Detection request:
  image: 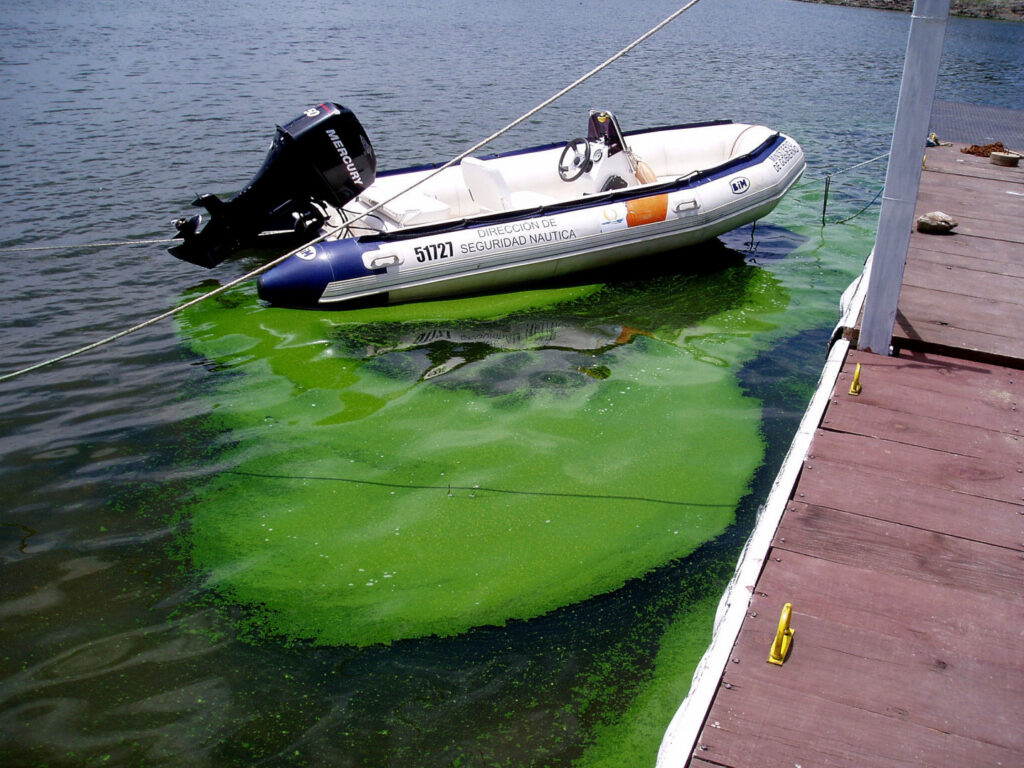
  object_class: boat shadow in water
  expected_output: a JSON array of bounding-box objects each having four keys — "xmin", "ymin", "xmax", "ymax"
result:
[
  {"xmin": 325, "ymin": 224, "xmax": 803, "ymax": 391},
  {"xmin": 335, "ymin": 243, "xmax": 747, "ymax": 386}
]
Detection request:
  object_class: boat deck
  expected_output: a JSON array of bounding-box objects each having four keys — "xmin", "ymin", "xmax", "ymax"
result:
[{"xmin": 673, "ymin": 124, "xmax": 1024, "ymax": 765}]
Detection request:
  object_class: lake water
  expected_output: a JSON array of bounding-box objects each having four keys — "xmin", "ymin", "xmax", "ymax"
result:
[{"xmin": 1, "ymin": 1, "xmax": 1021, "ymax": 765}]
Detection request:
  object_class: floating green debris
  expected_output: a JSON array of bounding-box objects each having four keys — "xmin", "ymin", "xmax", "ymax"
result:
[{"xmin": 175, "ymin": 254, "xmax": 787, "ymax": 647}]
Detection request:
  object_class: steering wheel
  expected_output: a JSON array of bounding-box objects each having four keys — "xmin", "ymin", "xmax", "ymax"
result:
[{"xmin": 558, "ymin": 138, "xmax": 592, "ymax": 182}]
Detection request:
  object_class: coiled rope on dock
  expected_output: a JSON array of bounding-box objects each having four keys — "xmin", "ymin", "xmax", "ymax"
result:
[{"xmin": 0, "ymin": 0, "xmax": 704, "ymax": 383}]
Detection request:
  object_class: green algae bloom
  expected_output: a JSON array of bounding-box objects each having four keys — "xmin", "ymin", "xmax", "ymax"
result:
[{"xmin": 176, "ymin": 256, "xmax": 786, "ymax": 647}]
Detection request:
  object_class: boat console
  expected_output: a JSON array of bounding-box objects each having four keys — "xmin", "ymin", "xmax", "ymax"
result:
[{"xmin": 558, "ymin": 110, "xmax": 653, "ymax": 192}]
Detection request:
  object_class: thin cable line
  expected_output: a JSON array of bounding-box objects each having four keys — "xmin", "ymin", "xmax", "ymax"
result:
[{"xmin": 226, "ymin": 468, "xmax": 733, "ymax": 509}]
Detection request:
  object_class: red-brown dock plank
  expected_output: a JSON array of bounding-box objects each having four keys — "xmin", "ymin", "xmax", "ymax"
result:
[
  {"xmin": 820, "ymin": 401, "xmax": 1018, "ymax": 458},
  {"xmin": 698, "ymin": 672, "xmax": 1021, "ymax": 768},
  {"xmin": 892, "ymin": 143, "xmax": 1024, "ymax": 363},
  {"xmin": 776, "ymin": 499, "xmax": 1021, "ymax": 598},
  {"xmin": 907, "ymin": 240, "xmax": 1024, "ymax": 272},
  {"xmin": 894, "ymin": 288, "xmax": 1024, "ymax": 363},
  {"xmin": 827, "ymin": 362, "xmax": 1021, "ymax": 436},
  {"xmin": 697, "ymin": 549, "xmax": 1024, "ymax": 766},
  {"xmin": 922, "ymin": 147, "xmax": 1024, "ymax": 185},
  {"xmin": 686, "ymin": 362, "xmax": 1023, "ymax": 766},
  {"xmin": 916, "ymin": 192, "xmax": 1023, "ymax": 229},
  {"xmin": 807, "ymin": 428, "xmax": 1022, "ymax": 505},
  {"xmin": 753, "ymin": 551, "xmax": 1024, "ymax": 674},
  {"xmin": 903, "ymin": 259, "xmax": 1024, "ymax": 304},
  {"xmin": 794, "ymin": 456, "xmax": 1020, "ymax": 548},
  {"xmin": 831, "ymin": 349, "xmax": 1024, "ymax": 396},
  {"xmin": 726, "ymin": 610, "xmax": 1023, "ymax": 750},
  {"xmin": 909, "ymin": 212, "xmax": 1024, "ymax": 245}
]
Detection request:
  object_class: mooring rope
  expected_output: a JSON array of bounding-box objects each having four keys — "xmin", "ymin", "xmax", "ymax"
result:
[
  {"xmin": 1, "ymin": 0, "xmax": 703, "ymax": 383},
  {"xmin": 799, "ymin": 150, "xmax": 890, "ymax": 184},
  {"xmin": 826, "ymin": 150, "xmax": 891, "ymax": 179},
  {"xmin": 815, "ymin": 150, "xmax": 890, "ymax": 225},
  {"xmin": 0, "ymin": 238, "xmax": 179, "ymax": 253},
  {"xmin": 829, "ymin": 185, "xmax": 884, "ymax": 225}
]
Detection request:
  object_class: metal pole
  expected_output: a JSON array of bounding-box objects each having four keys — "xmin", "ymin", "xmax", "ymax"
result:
[{"xmin": 858, "ymin": 0, "xmax": 950, "ymax": 354}]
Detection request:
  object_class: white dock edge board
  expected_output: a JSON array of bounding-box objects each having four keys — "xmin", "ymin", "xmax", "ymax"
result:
[{"xmin": 655, "ymin": 257, "xmax": 870, "ymax": 766}]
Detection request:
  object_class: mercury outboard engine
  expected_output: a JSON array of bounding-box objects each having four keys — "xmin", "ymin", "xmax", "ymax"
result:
[{"xmin": 170, "ymin": 102, "xmax": 376, "ymax": 268}]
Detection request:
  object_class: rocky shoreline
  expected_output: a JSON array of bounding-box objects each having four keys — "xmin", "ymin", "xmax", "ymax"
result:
[{"xmin": 791, "ymin": 0, "xmax": 1024, "ymax": 22}]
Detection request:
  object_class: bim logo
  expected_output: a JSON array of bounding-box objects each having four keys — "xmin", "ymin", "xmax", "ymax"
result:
[{"xmin": 730, "ymin": 177, "xmax": 750, "ymax": 195}]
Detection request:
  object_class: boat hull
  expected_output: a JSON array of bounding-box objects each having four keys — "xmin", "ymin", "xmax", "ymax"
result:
[
  {"xmin": 381, "ymin": 194, "xmax": 785, "ymax": 305},
  {"xmin": 257, "ymin": 128, "xmax": 805, "ymax": 308}
]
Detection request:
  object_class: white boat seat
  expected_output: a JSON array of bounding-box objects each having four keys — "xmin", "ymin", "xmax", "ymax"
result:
[
  {"xmin": 461, "ymin": 157, "xmax": 554, "ymax": 212},
  {"xmin": 360, "ymin": 183, "xmax": 451, "ymax": 227}
]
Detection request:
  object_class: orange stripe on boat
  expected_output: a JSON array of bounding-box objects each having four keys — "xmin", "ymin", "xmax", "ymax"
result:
[{"xmin": 626, "ymin": 194, "xmax": 669, "ymax": 227}]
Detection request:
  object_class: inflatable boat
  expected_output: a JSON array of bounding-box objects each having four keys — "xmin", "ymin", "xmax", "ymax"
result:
[{"xmin": 170, "ymin": 103, "xmax": 805, "ymax": 308}]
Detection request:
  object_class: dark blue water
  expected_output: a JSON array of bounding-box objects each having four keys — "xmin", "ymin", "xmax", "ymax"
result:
[{"xmin": 1, "ymin": 1, "xmax": 1021, "ymax": 765}]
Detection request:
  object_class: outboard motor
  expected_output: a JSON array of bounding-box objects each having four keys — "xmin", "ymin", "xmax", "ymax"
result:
[{"xmin": 170, "ymin": 102, "xmax": 376, "ymax": 268}]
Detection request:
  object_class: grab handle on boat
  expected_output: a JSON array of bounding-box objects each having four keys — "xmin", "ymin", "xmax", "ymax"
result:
[
  {"xmin": 674, "ymin": 198, "xmax": 699, "ymax": 213},
  {"xmin": 366, "ymin": 251, "xmax": 403, "ymax": 269}
]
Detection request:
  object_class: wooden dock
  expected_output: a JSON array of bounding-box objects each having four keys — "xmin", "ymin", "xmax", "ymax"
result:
[
  {"xmin": 676, "ymin": 142, "xmax": 1024, "ymax": 766},
  {"xmin": 891, "ymin": 144, "xmax": 1024, "ymax": 364}
]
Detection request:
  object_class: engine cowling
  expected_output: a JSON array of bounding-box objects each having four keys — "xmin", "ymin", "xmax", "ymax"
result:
[{"xmin": 170, "ymin": 102, "xmax": 376, "ymax": 268}]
